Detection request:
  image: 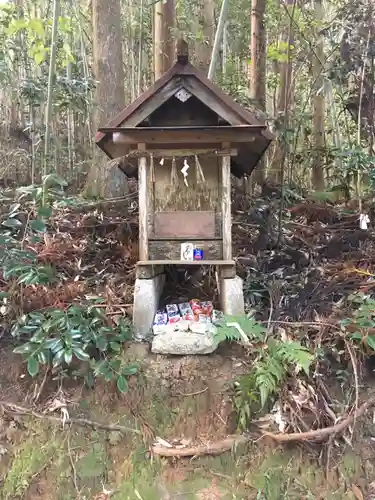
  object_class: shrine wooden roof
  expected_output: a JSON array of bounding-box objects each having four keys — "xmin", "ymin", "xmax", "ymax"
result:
[{"xmin": 95, "ymin": 40, "xmax": 274, "ymax": 178}]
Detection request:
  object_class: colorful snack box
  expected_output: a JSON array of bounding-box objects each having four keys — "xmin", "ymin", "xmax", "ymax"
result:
[
  {"xmin": 190, "ymin": 299, "xmax": 201, "ymax": 311},
  {"xmin": 197, "ymin": 313, "xmax": 210, "ymax": 323},
  {"xmin": 166, "ymin": 304, "xmax": 181, "ymax": 324},
  {"xmin": 201, "ymin": 301, "xmax": 213, "ymax": 317},
  {"xmin": 193, "ymin": 248, "xmax": 204, "ymax": 260},
  {"xmin": 178, "ymin": 302, "xmax": 194, "ymax": 321},
  {"xmin": 153, "ymin": 311, "xmax": 168, "ymax": 335},
  {"xmin": 166, "ymin": 304, "xmax": 178, "ymax": 315},
  {"xmin": 190, "ymin": 299, "xmax": 202, "ymax": 319},
  {"xmin": 153, "ymin": 311, "xmax": 168, "ymax": 325}
]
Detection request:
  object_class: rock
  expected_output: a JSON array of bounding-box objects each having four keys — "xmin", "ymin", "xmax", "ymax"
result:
[
  {"xmin": 151, "ymin": 330, "xmax": 218, "ymax": 355},
  {"xmin": 0, "ymin": 444, "xmax": 8, "ymax": 459},
  {"xmin": 175, "ymin": 319, "xmax": 192, "ymax": 332},
  {"xmin": 190, "ymin": 322, "xmax": 216, "ymax": 335}
]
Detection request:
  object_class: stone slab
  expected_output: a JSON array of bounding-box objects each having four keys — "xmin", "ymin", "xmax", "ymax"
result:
[
  {"xmin": 151, "ymin": 329, "xmax": 218, "ymax": 355},
  {"xmin": 133, "ymin": 273, "xmax": 165, "ymax": 341},
  {"xmin": 219, "ymin": 275, "xmax": 245, "ymax": 316}
]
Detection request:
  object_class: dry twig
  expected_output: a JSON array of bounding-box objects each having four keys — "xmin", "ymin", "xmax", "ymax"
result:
[
  {"xmin": 152, "ymin": 396, "xmax": 375, "ymax": 457},
  {"xmin": 0, "ymin": 401, "xmax": 140, "ymax": 435},
  {"xmin": 67, "ymin": 431, "xmax": 80, "ymax": 498},
  {"xmin": 263, "ymin": 396, "xmax": 375, "ymax": 442},
  {"xmin": 152, "ymin": 435, "xmax": 248, "ymax": 457}
]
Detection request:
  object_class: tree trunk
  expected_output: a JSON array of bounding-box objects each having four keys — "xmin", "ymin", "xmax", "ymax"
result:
[
  {"xmin": 195, "ymin": 0, "xmax": 215, "ymax": 73},
  {"xmin": 269, "ymin": 0, "xmax": 295, "ymax": 184},
  {"xmin": 84, "ymin": 0, "xmax": 128, "ymax": 199},
  {"xmin": 311, "ymin": 0, "xmax": 325, "ymax": 190},
  {"xmin": 154, "ymin": 0, "xmax": 176, "ymax": 81},
  {"xmin": 249, "ymin": 0, "xmax": 267, "ymax": 186},
  {"xmin": 44, "ymin": 0, "xmax": 60, "ymax": 176}
]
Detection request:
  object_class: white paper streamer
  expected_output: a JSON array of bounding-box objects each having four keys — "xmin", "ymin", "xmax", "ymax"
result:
[
  {"xmin": 359, "ymin": 213, "xmax": 370, "ymax": 230},
  {"xmin": 181, "ymin": 158, "xmax": 190, "ymax": 186}
]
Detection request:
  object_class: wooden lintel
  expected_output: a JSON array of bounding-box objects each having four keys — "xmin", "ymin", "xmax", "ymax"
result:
[
  {"xmin": 137, "ymin": 260, "xmax": 235, "ymax": 266},
  {"xmin": 123, "ymin": 148, "xmax": 238, "ymax": 158},
  {"xmin": 111, "ymin": 128, "xmax": 260, "ymax": 145}
]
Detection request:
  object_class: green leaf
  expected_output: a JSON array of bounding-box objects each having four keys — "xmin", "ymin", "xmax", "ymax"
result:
[
  {"xmin": 122, "ymin": 364, "xmax": 138, "ymax": 376},
  {"xmin": 28, "ymin": 312, "xmax": 45, "ymax": 322},
  {"xmin": 30, "ymin": 219, "xmax": 46, "ymax": 232},
  {"xmin": 116, "ymin": 375, "xmax": 128, "ymax": 393},
  {"xmin": 18, "ymin": 324, "xmax": 39, "ymax": 334},
  {"xmin": 64, "ymin": 350, "xmax": 73, "ymax": 365},
  {"xmin": 37, "ymin": 205, "xmax": 53, "ymax": 218},
  {"xmin": 18, "ymin": 271, "xmax": 37, "ymax": 285},
  {"xmin": 37, "ymin": 350, "xmax": 48, "ymax": 364},
  {"xmin": 28, "ymin": 18, "xmax": 45, "ymax": 36},
  {"xmin": 110, "ymin": 358, "xmax": 122, "ymax": 372},
  {"xmin": 53, "ymin": 349, "xmax": 64, "ymax": 367},
  {"xmin": 27, "ymin": 356, "xmax": 40, "ymax": 377},
  {"xmin": 13, "ymin": 343, "xmax": 34, "ymax": 354},
  {"xmin": 84, "ymin": 371, "xmax": 95, "ymax": 388},
  {"xmin": 2, "ymin": 218, "xmax": 23, "ymax": 228},
  {"xmin": 104, "ymin": 371, "xmax": 114, "ymax": 382},
  {"xmin": 67, "ymin": 306, "xmax": 84, "ymax": 317},
  {"xmin": 44, "ymin": 338, "xmax": 63, "ymax": 351},
  {"xmin": 93, "ymin": 360, "xmax": 109, "ymax": 377},
  {"xmin": 72, "ymin": 347, "xmax": 90, "ymax": 361},
  {"xmin": 42, "ymin": 173, "xmax": 68, "ymax": 188},
  {"xmin": 366, "ymin": 336, "xmax": 375, "ymax": 351},
  {"xmin": 96, "ymin": 336, "xmax": 107, "ymax": 351},
  {"xmin": 109, "ymin": 342, "xmax": 121, "ymax": 352}
]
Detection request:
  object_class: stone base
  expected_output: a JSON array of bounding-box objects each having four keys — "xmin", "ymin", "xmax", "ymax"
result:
[
  {"xmin": 152, "ymin": 330, "xmax": 218, "ymax": 355},
  {"xmin": 133, "ymin": 273, "xmax": 165, "ymax": 341},
  {"xmin": 219, "ymin": 275, "xmax": 245, "ymax": 316}
]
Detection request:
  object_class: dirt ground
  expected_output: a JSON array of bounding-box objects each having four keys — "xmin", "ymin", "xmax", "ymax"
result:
[{"xmin": 0, "ymin": 343, "xmax": 375, "ymax": 500}]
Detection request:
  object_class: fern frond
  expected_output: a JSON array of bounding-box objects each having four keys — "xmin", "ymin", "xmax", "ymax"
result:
[
  {"xmin": 215, "ymin": 314, "xmax": 267, "ymax": 344},
  {"xmin": 253, "ymin": 353, "xmax": 286, "ymax": 407},
  {"xmin": 277, "ymin": 341, "xmax": 313, "ymax": 375}
]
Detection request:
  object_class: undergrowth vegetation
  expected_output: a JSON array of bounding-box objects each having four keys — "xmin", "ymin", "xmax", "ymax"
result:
[
  {"xmin": 1, "ymin": 174, "xmax": 375, "ymax": 436},
  {"xmin": 215, "ymin": 316, "xmax": 314, "ymax": 428},
  {"xmin": 0, "ymin": 176, "xmax": 137, "ymax": 393}
]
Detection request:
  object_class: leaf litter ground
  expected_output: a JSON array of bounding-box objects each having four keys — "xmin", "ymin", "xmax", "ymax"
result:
[{"xmin": 1, "ymin": 188, "xmax": 375, "ymax": 498}]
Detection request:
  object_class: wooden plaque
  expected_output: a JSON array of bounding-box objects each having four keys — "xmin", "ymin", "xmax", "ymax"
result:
[{"xmin": 153, "ymin": 211, "xmax": 215, "ymax": 238}]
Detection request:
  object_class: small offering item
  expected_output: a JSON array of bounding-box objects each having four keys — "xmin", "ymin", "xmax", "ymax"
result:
[
  {"xmin": 181, "ymin": 243, "xmax": 194, "ymax": 261},
  {"xmin": 153, "ymin": 311, "xmax": 168, "ymax": 335},
  {"xmin": 193, "ymin": 248, "xmax": 204, "ymax": 260},
  {"xmin": 178, "ymin": 302, "xmax": 194, "ymax": 321},
  {"xmin": 166, "ymin": 304, "xmax": 181, "ymax": 324},
  {"xmin": 153, "ymin": 300, "xmax": 220, "ymax": 335}
]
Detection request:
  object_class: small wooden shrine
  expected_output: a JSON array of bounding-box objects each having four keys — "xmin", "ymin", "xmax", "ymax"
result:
[{"xmin": 96, "ymin": 39, "xmax": 274, "ymax": 338}]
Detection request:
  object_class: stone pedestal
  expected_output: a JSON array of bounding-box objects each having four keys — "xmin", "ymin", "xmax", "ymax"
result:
[
  {"xmin": 152, "ymin": 329, "xmax": 218, "ymax": 355},
  {"xmin": 218, "ymin": 275, "xmax": 245, "ymax": 316},
  {"xmin": 133, "ymin": 271, "xmax": 165, "ymax": 341},
  {"xmin": 132, "ymin": 264, "xmax": 245, "ymax": 345}
]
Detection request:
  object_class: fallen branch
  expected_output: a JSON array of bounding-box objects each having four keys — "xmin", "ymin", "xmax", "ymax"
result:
[
  {"xmin": 0, "ymin": 401, "xmax": 140, "ymax": 435},
  {"xmin": 152, "ymin": 397, "xmax": 375, "ymax": 457},
  {"xmin": 263, "ymin": 396, "xmax": 375, "ymax": 442},
  {"xmin": 152, "ymin": 435, "xmax": 248, "ymax": 457}
]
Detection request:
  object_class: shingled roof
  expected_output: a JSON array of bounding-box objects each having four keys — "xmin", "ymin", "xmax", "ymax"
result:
[{"xmin": 96, "ymin": 40, "xmax": 273, "ymax": 178}]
